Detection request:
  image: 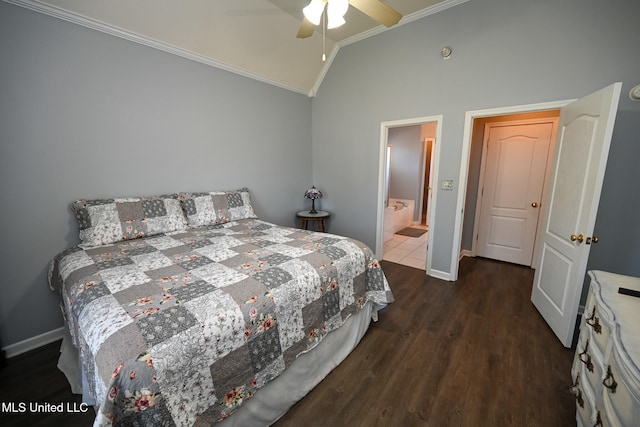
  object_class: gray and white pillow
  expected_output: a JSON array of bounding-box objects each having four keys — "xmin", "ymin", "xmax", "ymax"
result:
[
  {"xmin": 179, "ymin": 188, "xmax": 256, "ymax": 227},
  {"xmin": 71, "ymin": 194, "xmax": 188, "ymax": 248}
]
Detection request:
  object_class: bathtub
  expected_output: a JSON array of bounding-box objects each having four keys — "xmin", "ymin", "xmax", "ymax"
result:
[{"xmin": 384, "ymin": 198, "xmax": 415, "ymax": 242}]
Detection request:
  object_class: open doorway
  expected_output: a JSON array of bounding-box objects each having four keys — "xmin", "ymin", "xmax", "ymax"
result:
[
  {"xmin": 375, "ymin": 116, "xmax": 442, "ymax": 275},
  {"xmin": 464, "ymin": 111, "xmax": 560, "ymax": 266},
  {"xmin": 449, "ymin": 99, "xmax": 573, "ymax": 282}
]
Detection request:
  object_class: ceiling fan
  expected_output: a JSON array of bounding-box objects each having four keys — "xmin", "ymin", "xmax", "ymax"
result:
[{"xmin": 296, "ymin": 0, "xmax": 402, "ymax": 38}]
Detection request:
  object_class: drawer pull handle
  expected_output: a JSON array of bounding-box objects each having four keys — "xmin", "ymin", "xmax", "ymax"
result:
[
  {"xmin": 570, "ymin": 372, "xmax": 584, "ymax": 408},
  {"xmin": 578, "ymin": 339, "xmax": 594, "ymax": 372},
  {"xmin": 585, "ymin": 306, "xmax": 602, "ymax": 333},
  {"xmin": 593, "ymin": 411, "xmax": 603, "ymax": 427},
  {"xmin": 603, "ymin": 365, "xmax": 617, "ymax": 393}
]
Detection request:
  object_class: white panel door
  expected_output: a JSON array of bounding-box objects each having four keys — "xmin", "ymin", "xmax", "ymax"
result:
[
  {"xmin": 476, "ymin": 122, "xmax": 554, "ymax": 265},
  {"xmin": 531, "ymin": 83, "xmax": 621, "ymax": 348}
]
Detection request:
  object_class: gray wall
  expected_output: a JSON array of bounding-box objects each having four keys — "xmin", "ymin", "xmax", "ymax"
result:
[
  {"xmin": 0, "ymin": 3, "xmax": 312, "ymax": 347},
  {"xmin": 587, "ymin": 109, "xmax": 640, "ymax": 277},
  {"xmin": 2, "ymin": 0, "xmax": 640, "ymax": 349},
  {"xmin": 388, "ymin": 125, "xmax": 422, "ymax": 221},
  {"xmin": 311, "ymin": 0, "xmax": 640, "ymax": 277}
]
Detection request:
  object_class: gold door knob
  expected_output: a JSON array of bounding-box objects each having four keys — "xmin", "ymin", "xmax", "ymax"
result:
[
  {"xmin": 531, "ymin": 202, "xmax": 539, "ymax": 208},
  {"xmin": 570, "ymin": 234, "xmax": 584, "ymax": 243}
]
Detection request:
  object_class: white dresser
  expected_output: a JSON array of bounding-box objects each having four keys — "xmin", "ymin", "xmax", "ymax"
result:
[{"xmin": 571, "ymin": 270, "xmax": 640, "ymax": 426}]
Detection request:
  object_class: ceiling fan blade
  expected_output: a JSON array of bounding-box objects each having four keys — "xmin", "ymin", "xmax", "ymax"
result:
[
  {"xmin": 349, "ymin": 0, "xmax": 402, "ymax": 27},
  {"xmin": 297, "ymin": 17, "xmax": 316, "ymax": 38}
]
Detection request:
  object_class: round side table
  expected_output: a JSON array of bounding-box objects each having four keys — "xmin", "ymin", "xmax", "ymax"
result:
[{"xmin": 296, "ymin": 210, "xmax": 330, "ymax": 232}]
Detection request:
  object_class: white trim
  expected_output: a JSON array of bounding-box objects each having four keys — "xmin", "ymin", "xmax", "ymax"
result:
[
  {"xmin": 308, "ymin": 44, "xmax": 340, "ymax": 97},
  {"xmin": 310, "ymin": 0, "xmax": 468, "ymax": 96},
  {"xmin": 426, "ymin": 268, "xmax": 452, "ymax": 282},
  {"xmin": 376, "ymin": 115, "xmax": 444, "ymax": 279},
  {"xmin": 3, "ymin": 327, "xmax": 64, "ymax": 358},
  {"xmin": 5, "ymin": 0, "xmax": 468, "ymax": 98},
  {"xmin": 338, "ymin": 0, "xmax": 469, "ymax": 48},
  {"xmin": 417, "ymin": 138, "xmax": 436, "ymax": 226},
  {"xmin": 453, "ymin": 100, "xmax": 575, "ymax": 281},
  {"xmin": 4, "ymin": 0, "xmax": 310, "ymax": 96}
]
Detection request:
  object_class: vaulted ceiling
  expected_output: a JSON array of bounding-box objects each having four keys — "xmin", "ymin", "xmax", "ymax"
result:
[{"xmin": 9, "ymin": 0, "xmax": 466, "ymax": 96}]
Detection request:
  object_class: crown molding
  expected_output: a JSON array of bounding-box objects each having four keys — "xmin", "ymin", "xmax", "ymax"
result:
[
  {"xmin": 4, "ymin": 0, "xmax": 310, "ymax": 96},
  {"xmin": 338, "ymin": 0, "xmax": 469, "ymax": 48},
  {"xmin": 5, "ymin": 0, "xmax": 469, "ymax": 98},
  {"xmin": 309, "ymin": 44, "xmax": 341, "ymax": 98},
  {"xmin": 311, "ymin": 0, "xmax": 469, "ymax": 96}
]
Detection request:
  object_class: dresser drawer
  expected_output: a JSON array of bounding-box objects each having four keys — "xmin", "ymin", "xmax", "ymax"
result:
[
  {"xmin": 574, "ymin": 332, "xmax": 605, "ymax": 394},
  {"xmin": 575, "ymin": 271, "xmax": 640, "ymax": 427},
  {"xmin": 583, "ymin": 288, "xmax": 614, "ymax": 358},
  {"xmin": 600, "ymin": 344, "xmax": 640, "ymax": 427},
  {"xmin": 572, "ymin": 369, "xmax": 597, "ymax": 427},
  {"xmin": 598, "ymin": 410, "xmax": 616, "ymax": 427}
]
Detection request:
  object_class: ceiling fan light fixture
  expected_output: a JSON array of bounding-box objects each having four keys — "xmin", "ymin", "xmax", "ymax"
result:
[
  {"xmin": 327, "ymin": 0, "xmax": 349, "ymax": 29},
  {"xmin": 327, "ymin": 15, "xmax": 346, "ymax": 29},
  {"xmin": 303, "ymin": 0, "xmax": 326, "ymax": 26},
  {"xmin": 297, "ymin": 0, "xmax": 403, "ymax": 39}
]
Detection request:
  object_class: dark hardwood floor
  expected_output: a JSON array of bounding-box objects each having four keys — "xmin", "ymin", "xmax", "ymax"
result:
[
  {"xmin": 0, "ymin": 257, "xmax": 576, "ymax": 426},
  {"xmin": 275, "ymin": 257, "xmax": 576, "ymax": 426},
  {"xmin": 0, "ymin": 340, "xmax": 95, "ymax": 426}
]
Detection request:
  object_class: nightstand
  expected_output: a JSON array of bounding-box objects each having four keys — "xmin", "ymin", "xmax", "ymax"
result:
[{"xmin": 296, "ymin": 210, "xmax": 330, "ymax": 232}]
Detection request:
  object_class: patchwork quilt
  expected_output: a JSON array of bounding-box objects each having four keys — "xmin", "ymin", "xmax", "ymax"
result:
[{"xmin": 49, "ymin": 218, "xmax": 393, "ymax": 426}]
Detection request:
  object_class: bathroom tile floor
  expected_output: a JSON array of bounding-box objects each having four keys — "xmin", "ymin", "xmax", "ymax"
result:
[{"xmin": 382, "ymin": 224, "xmax": 429, "ymax": 270}]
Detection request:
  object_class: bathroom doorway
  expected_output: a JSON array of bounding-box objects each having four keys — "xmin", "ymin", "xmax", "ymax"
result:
[{"xmin": 376, "ymin": 116, "xmax": 442, "ymax": 274}]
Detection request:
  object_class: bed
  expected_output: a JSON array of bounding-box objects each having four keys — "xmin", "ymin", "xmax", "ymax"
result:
[{"xmin": 49, "ymin": 189, "xmax": 394, "ymax": 426}]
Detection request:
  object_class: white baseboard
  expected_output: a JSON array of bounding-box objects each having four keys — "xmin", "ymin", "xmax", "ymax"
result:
[
  {"xmin": 460, "ymin": 250, "xmax": 472, "ymax": 259},
  {"xmin": 427, "ymin": 268, "xmax": 452, "ymax": 281},
  {"xmin": 3, "ymin": 327, "xmax": 65, "ymax": 358}
]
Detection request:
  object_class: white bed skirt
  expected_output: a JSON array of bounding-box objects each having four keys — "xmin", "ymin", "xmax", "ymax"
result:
[{"xmin": 58, "ymin": 300, "xmax": 381, "ymax": 426}]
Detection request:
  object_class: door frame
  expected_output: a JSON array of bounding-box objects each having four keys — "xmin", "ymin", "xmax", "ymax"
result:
[
  {"xmin": 376, "ymin": 115, "xmax": 443, "ymax": 277},
  {"xmin": 470, "ymin": 117, "xmax": 559, "ymax": 264},
  {"xmin": 418, "ymin": 137, "xmax": 436, "ymax": 227},
  {"xmin": 453, "ymin": 100, "xmax": 575, "ymax": 280}
]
